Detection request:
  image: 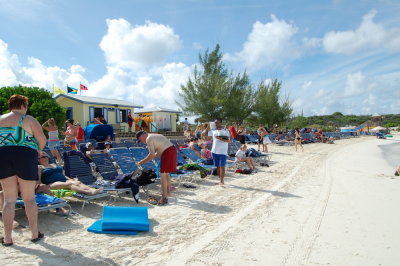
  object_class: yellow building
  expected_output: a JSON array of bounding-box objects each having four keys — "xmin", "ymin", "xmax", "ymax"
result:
[
  {"xmin": 55, "ymin": 94, "xmax": 143, "ymax": 131},
  {"xmin": 134, "ymin": 106, "xmax": 181, "ymax": 132}
]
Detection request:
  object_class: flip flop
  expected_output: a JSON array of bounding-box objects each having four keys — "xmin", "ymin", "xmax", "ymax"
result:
[
  {"xmin": 1, "ymin": 237, "xmax": 13, "ymax": 247},
  {"xmin": 31, "ymin": 232, "xmax": 44, "ymax": 243}
]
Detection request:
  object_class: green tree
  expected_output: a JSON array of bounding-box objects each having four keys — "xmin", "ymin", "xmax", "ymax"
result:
[
  {"xmin": 0, "ymin": 86, "xmax": 66, "ymax": 127},
  {"xmin": 177, "ymin": 44, "xmax": 253, "ymax": 123},
  {"xmin": 288, "ymin": 112, "xmax": 308, "ymax": 129},
  {"xmin": 250, "ymin": 79, "xmax": 292, "ymax": 127},
  {"xmin": 222, "ymin": 72, "xmax": 254, "ymax": 123}
]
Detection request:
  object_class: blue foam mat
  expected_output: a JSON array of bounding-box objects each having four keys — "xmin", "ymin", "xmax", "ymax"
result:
[
  {"xmin": 87, "ymin": 220, "xmax": 138, "ymax": 235},
  {"xmin": 101, "ymin": 206, "xmax": 149, "ymax": 232}
]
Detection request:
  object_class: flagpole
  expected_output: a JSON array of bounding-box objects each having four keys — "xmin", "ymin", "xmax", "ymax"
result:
[{"xmin": 79, "ymin": 83, "xmax": 82, "ymax": 96}]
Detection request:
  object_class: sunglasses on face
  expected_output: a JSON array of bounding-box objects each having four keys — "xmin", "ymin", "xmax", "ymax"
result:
[{"xmin": 39, "ymin": 156, "xmax": 48, "ymax": 159}]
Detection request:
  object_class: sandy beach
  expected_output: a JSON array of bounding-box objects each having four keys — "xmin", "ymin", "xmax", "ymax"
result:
[{"xmin": 1, "ymin": 135, "xmax": 399, "ymax": 265}]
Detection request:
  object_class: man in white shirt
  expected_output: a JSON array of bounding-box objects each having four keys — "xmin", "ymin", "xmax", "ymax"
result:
[{"xmin": 202, "ymin": 119, "xmax": 231, "ymax": 185}]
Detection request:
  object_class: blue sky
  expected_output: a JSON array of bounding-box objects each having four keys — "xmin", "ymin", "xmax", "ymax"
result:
[{"xmin": 0, "ymin": 0, "xmax": 399, "ymax": 117}]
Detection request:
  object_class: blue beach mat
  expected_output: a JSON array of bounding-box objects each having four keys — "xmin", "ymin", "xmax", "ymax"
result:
[
  {"xmin": 87, "ymin": 220, "xmax": 138, "ymax": 235},
  {"xmin": 87, "ymin": 206, "xmax": 150, "ymax": 235}
]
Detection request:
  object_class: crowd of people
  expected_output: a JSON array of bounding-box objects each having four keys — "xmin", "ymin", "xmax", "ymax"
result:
[{"xmin": 0, "ymin": 95, "xmax": 306, "ymax": 246}]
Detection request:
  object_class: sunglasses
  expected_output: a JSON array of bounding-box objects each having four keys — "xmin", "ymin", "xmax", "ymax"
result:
[{"xmin": 39, "ymin": 156, "xmax": 48, "ymax": 159}]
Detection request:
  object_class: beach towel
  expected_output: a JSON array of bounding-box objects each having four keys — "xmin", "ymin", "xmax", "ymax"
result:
[
  {"xmin": 179, "ymin": 163, "xmax": 208, "ymax": 178},
  {"xmin": 16, "ymin": 193, "xmax": 65, "ymax": 207},
  {"xmin": 115, "ymin": 173, "xmax": 140, "ymax": 203},
  {"xmin": 87, "ymin": 206, "xmax": 150, "ymax": 235}
]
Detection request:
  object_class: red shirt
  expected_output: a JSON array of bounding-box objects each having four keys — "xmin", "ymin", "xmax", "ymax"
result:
[
  {"xmin": 229, "ymin": 126, "xmax": 237, "ymax": 139},
  {"xmin": 77, "ymin": 127, "xmax": 85, "ymax": 141}
]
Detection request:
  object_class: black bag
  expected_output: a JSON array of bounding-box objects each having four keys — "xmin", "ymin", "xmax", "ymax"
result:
[
  {"xmin": 115, "ymin": 173, "xmax": 140, "ymax": 203},
  {"xmin": 241, "ymin": 169, "xmax": 253, "ymax": 174},
  {"xmin": 134, "ymin": 169, "xmax": 157, "ymax": 186}
]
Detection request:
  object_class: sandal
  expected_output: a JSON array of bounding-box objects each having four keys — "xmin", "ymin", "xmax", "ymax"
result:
[
  {"xmin": 0, "ymin": 237, "xmax": 13, "ymax": 247},
  {"xmin": 157, "ymin": 197, "xmax": 168, "ymax": 206},
  {"xmin": 147, "ymin": 197, "xmax": 159, "ymax": 205},
  {"xmin": 31, "ymin": 232, "xmax": 44, "ymax": 243}
]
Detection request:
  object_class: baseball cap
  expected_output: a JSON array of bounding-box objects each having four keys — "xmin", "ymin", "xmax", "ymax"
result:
[{"xmin": 135, "ymin": 130, "xmax": 146, "ymax": 142}]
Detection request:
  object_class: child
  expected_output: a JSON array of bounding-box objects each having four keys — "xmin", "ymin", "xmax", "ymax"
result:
[
  {"xmin": 235, "ymin": 144, "xmax": 256, "ymax": 171},
  {"xmin": 104, "ymin": 141, "xmax": 112, "ymax": 152}
]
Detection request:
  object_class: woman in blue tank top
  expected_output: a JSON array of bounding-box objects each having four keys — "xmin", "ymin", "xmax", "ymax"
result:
[{"xmin": 0, "ymin": 94, "xmax": 47, "ymax": 246}]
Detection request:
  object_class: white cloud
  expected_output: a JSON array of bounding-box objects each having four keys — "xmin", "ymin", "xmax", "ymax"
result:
[
  {"xmin": 0, "ymin": 39, "xmax": 87, "ymax": 91},
  {"xmin": 99, "ymin": 19, "xmax": 182, "ymax": 70},
  {"xmin": 344, "ymin": 71, "xmax": 376, "ymax": 96},
  {"xmin": 224, "ymin": 15, "xmax": 302, "ymax": 69},
  {"xmin": 323, "ymin": 10, "xmax": 400, "ymax": 54},
  {"xmin": 86, "ymin": 62, "xmax": 191, "ymax": 109},
  {"xmin": 302, "ymin": 81, "xmax": 312, "ymax": 89}
]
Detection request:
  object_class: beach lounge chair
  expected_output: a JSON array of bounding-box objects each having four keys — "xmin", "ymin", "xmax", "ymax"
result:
[
  {"xmin": 42, "ymin": 146, "xmax": 57, "ymax": 164},
  {"xmin": 16, "ymin": 193, "xmax": 71, "ymax": 216},
  {"xmin": 179, "ymin": 148, "xmax": 237, "ymax": 171},
  {"xmin": 129, "ymin": 147, "xmax": 158, "ymax": 171},
  {"xmin": 62, "ymin": 150, "xmax": 111, "ymax": 210},
  {"xmin": 109, "ymin": 148, "xmax": 156, "ymax": 195},
  {"xmin": 109, "ymin": 148, "xmax": 138, "ymax": 174}
]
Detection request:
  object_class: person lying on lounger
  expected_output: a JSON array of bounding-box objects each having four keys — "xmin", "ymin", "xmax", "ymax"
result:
[{"xmin": 38, "ymin": 152, "xmax": 103, "ymax": 195}]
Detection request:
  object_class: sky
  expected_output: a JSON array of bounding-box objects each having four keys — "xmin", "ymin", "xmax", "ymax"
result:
[{"xmin": 0, "ymin": 0, "xmax": 399, "ymax": 117}]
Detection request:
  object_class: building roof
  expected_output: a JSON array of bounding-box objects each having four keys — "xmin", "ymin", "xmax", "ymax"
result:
[
  {"xmin": 134, "ymin": 106, "xmax": 182, "ymax": 114},
  {"xmin": 54, "ymin": 94, "xmax": 143, "ymax": 108}
]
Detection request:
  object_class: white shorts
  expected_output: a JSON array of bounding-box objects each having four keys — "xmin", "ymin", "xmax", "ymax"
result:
[{"xmin": 263, "ymin": 136, "xmax": 272, "ymax": 144}]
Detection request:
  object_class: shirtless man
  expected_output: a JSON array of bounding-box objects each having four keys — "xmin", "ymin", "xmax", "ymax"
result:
[{"xmin": 136, "ymin": 131, "xmax": 177, "ymax": 205}]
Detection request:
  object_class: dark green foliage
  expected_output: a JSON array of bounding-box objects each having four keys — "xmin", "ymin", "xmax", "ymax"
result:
[
  {"xmin": 249, "ymin": 79, "xmax": 293, "ymax": 127},
  {"xmin": 0, "ymin": 86, "xmax": 66, "ymax": 127},
  {"xmin": 177, "ymin": 44, "xmax": 291, "ymax": 126},
  {"xmin": 286, "ymin": 112, "xmax": 400, "ymax": 129},
  {"xmin": 178, "ymin": 44, "xmax": 255, "ymax": 123}
]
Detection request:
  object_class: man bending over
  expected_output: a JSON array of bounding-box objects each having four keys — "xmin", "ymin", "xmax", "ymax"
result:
[{"xmin": 136, "ymin": 131, "xmax": 177, "ymax": 205}]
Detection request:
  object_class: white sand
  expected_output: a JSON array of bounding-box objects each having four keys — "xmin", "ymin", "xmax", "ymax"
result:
[{"xmin": 1, "ymin": 135, "xmax": 399, "ymax": 265}]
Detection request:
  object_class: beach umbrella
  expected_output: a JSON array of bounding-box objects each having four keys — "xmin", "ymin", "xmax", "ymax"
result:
[{"xmin": 370, "ymin": 126, "xmax": 386, "ymax": 132}]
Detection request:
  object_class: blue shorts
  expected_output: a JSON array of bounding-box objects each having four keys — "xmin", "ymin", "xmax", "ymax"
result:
[{"xmin": 212, "ymin": 153, "xmax": 227, "ymax": 167}]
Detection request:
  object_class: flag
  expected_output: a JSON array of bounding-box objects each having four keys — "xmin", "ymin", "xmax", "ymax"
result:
[
  {"xmin": 54, "ymin": 87, "xmax": 65, "ymax": 94},
  {"xmin": 80, "ymin": 83, "xmax": 88, "ymax": 90},
  {"xmin": 67, "ymin": 86, "xmax": 78, "ymax": 94}
]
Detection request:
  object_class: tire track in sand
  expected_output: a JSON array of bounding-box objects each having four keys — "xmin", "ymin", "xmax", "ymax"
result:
[
  {"xmin": 281, "ymin": 146, "xmax": 341, "ymax": 265},
  {"xmin": 166, "ymin": 152, "xmax": 318, "ymax": 266}
]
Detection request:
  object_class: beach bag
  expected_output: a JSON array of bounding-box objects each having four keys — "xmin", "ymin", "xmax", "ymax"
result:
[
  {"xmin": 135, "ymin": 169, "xmax": 157, "ymax": 186},
  {"xmin": 241, "ymin": 169, "xmax": 252, "ymax": 174}
]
